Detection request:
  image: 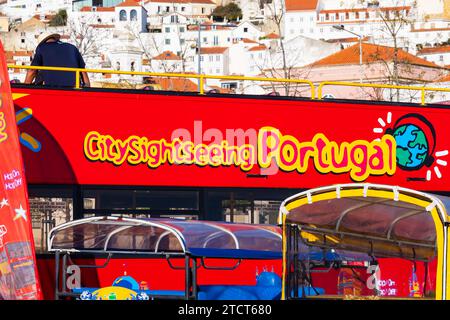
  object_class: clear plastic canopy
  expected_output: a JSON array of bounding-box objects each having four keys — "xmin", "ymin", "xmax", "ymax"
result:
[
  {"xmin": 279, "ymin": 183, "xmax": 450, "ymax": 261},
  {"xmin": 48, "ymin": 217, "xmax": 282, "ymax": 259}
]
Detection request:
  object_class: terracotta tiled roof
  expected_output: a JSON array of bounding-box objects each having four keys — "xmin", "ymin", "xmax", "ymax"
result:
[
  {"xmin": 5, "ymin": 51, "xmax": 33, "ymax": 59},
  {"xmin": 200, "ymin": 47, "xmax": 228, "ymax": 54},
  {"xmin": 153, "ymin": 51, "xmax": 182, "ymax": 60},
  {"xmin": 263, "ymin": 32, "xmax": 280, "ymax": 39},
  {"xmin": 117, "ymin": 0, "xmax": 141, "ymax": 7},
  {"xmin": 248, "ymin": 45, "xmax": 267, "ymax": 52},
  {"xmin": 151, "ymin": 77, "xmax": 198, "ymax": 91},
  {"xmin": 412, "ymin": 27, "xmax": 450, "ymax": 32},
  {"xmin": 436, "ymin": 74, "xmax": 450, "ymax": 82},
  {"xmin": 311, "ymin": 43, "xmax": 440, "ymax": 68},
  {"xmin": 242, "ymin": 38, "xmax": 258, "ymax": 44},
  {"xmin": 418, "ymin": 46, "xmax": 450, "ymax": 55},
  {"xmin": 285, "ymin": 0, "xmax": 318, "ymax": 11}
]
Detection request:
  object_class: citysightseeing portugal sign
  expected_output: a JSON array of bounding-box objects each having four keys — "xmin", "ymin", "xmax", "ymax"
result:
[
  {"xmin": 81, "ymin": 110, "xmax": 448, "ymax": 186},
  {"xmin": 84, "ymin": 127, "xmax": 396, "ymax": 182},
  {"xmin": 0, "ymin": 42, "xmax": 42, "ymax": 300}
]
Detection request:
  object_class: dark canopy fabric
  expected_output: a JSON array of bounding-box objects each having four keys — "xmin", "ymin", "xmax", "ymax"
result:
[{"xmin": 48, "ymin": 217, "xmax": 282, "ymax": 259}]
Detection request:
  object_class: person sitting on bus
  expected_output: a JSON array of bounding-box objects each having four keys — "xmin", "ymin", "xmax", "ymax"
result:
[{"xmin": 24, "ymin": 32, "xmax": 90, "ymax": 88}]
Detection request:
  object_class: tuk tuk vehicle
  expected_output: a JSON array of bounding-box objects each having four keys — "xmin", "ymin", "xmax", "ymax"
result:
[{"xmin": 279, "ymin": 183, "xmax": 450, "ymax": 300}]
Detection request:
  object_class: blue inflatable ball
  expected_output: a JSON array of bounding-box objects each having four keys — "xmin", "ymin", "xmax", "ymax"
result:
[
  {"xmin": 257, "ymin": 272, "xmax": 282, "ymax": 288},
  {"xmin": 216, "ymin": 287, "xmax": 258, "ymax": 300},
  {"xmin": 112, "ymin": 276, "xmax": 140, "ymax": 291}
]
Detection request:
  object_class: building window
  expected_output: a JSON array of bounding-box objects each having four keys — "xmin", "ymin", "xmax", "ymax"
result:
[
  {"xmin": 181, "ymin": 6, "xmax": 185, "ymax": 11},
  {"xmin": 165, "ymin": 38, "xmax": 170, "ymax": 45},
  {"xmin": 202, "ymin": 7, "xmax": 205, "ymax": 14},
  {"xmin": 440, "ymin": 55, "xmax": 444, "ymax": 62},
  {"xmin": 179, "ymin": 27, "xmax": 185, "ymax": 33},
  {"xmin": 119, "ymin": 9, "xmax": 127, "ymax": 21},
  {"xmin": 180, "ymin": 39, "xmax": 185, "ymax": 45},
  {"xmin": 200, "ymin": 56, "xmax": 204, "ymax": 61},
  {"xmin": 165, "ymin": 27, "xmax": 170, "ymax": 33},
  {"xmin": 130, "ymin": 9, "xmax": 138, "ymax": 21},
  {"xmin": 170, "ymin": 15, "xmax": 178, "ymax": 23},
  {"xmin": 209, "ymin": 55, "xmax": 213, "ymax": 62},
  {"xmin": 320, "ymin": 15, "xmax": 324, "ymax": 22},
  {"xmin": 244, "ymin": 27, "xmax": 248, "ymax": 32},
  {"xmin": 216, "ymin": 55, "xmax": 220, "ymax": 61}
]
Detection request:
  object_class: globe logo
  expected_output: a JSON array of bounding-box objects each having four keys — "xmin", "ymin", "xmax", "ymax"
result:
[{"xmin": 393, "ymin": 124, "xmax": 429, "ymax": 170}]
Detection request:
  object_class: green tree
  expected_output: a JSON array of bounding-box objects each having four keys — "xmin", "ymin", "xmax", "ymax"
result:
[
  {"xmin": 212, "ymin": 3, "xmax": 242, "ymax": 22},
  {"xmin": 49, "ymin": 9, "xmax": 68, "ymax": 26}
]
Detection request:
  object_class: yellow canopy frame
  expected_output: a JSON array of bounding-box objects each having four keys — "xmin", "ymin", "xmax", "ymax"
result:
[{"xmin": 279, "ymin": 183, "xmax": 450, "ymax": 300}]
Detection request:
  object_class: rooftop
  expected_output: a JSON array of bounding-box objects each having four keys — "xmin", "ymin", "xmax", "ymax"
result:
[
  {"xmin": 117, "ymin": 0, "xmax": 142, "ymax": 7},
  {"xmin": 311, "ymin": 43, "xmax": 440, "ymax": 68},
  {"xmin": 418, "ymin": 46, "xmax": 450, "ymax": 55},
  {"xmin": 200, "ymin": 47, "xmax": 228, "ymax": 54},
  {"xmin": 263, "ymin": 32, "xmax": 280, "ymax": 39},
  {"xmin": 285, "ymin": 0, "xmax": 318, "ymax": 12},
  {"xmin": 248, "ymin": 45, "xmax": 267, "ymax": 52},
  {"xmin": 153, "ymin": 50, "xmax": 182, "ymax": 60}
]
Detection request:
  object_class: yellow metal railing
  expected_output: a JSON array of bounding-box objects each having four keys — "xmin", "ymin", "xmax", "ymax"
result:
[
  {"xmin": 8, "ymin": 64, "xmax": 450, "ymax": 105},
  {"xmin": 7, "ymin": 65, "xmax": 316, "ymax": 98},
  {"xmin": 318, "ymin": 81, "xmax": 450, "ymax": 106}
]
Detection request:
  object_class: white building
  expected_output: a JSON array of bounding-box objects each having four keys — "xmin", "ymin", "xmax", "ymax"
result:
[
  {"xmin": 282, "ymin": 0, "xmax": 416, "ymax": 51},
  {"xmin": 108, "ymin": 31, "xmax": 144, "ymax": 82},
  {"xmin": 144, "ymin": 0, "xmax": 216, "ymax": 26},
  {"xmin": 417, "ymin": 45, "xmax": 450, "ymax": 67},
  {"xmin": 0, "ymin": 0, "xmax": 73, "ymax": 22},
  {"xmin": 115, "ymin": 0, "xmax": 148, "ymax": 33}
]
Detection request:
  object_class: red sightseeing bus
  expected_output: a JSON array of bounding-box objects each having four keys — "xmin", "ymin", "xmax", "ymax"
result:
[{"xmin": 9, "ymin": 82, "xmax": 450, "ymax": 299}]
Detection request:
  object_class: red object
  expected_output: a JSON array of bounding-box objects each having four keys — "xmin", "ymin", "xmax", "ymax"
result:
[
  {"xmin": 10, "ymin": 87, "xmax": 450, "ymax": 190},
  {"xmin": 0, "ymin": 42, "xmax": 42, "ymax": 299}
]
